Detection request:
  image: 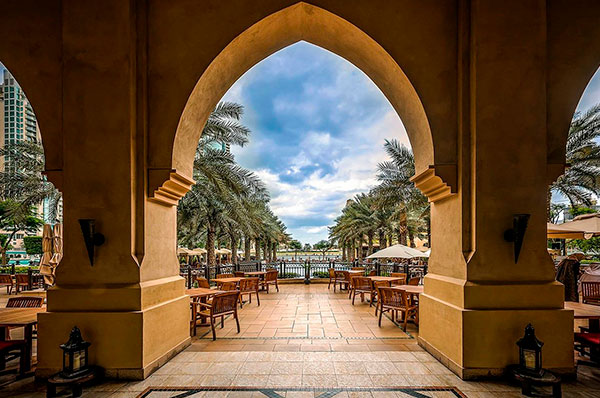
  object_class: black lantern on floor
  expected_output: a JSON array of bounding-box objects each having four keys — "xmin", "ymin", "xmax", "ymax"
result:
[
  {"xmin": 60, "ymin": 326, "xmax": 91, "ymax": 378},
  {"xmin": 517, "ymin": 323, "xmax": 544, "ymax": 376}
]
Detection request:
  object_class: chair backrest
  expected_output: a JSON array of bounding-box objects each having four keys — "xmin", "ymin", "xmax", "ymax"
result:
[
  {"xmin": 408, "ymin": 277, "xmax": 420, "ymax": 285},
  {"xmin": 334, "ymin": 270, "xmax": 346, "ymax": 280},
  {"xmin": 266, "ymin": 270, "xmax": 278, "ymax": 282},
  {"xmin": 328, "ymin": 268, "xmax": 336, "ymax": 278},
  {"xmin": 582, "ymin": 282, "xmax": 600, "ymax": 303},
  {"xmin": 353, "ymin": 277, "xmax": 372, "ymax": 290},
  {"xmin": 216, "ymin": 273, "xmax": 234, "ymax": 279},
  {"xmin": 0, "ymin": 274, "xmax": 12, "ymax": 284},
  {"xmin": 351, "ymin": 267, "xmax": 364, "ymax": 271},
  {"xmin": 378, "ymin": 287, "xmax": 409, "ymax": 308},
  {"xmin": 196, "ymin": 277, "xmax": 210, "ymax": 289},
  {"xmin": 15, "ymin": 274, "xmax": 29, "ymax": 284},
  {"xmin": 6, "ymin": 296, "xmax": 43, "ymax": 308},
  {"xmin": 341, "ymin": 270, "xmax": 352, "ymax": 282},
  {"xmin": 211, "ymin": 291, "xmax": 240, "ymax": 315},
  {"xmin": 219, "ymin": 282, "xmax": 237, "ymax": 291},
  {"xmin": 373, "ymin": 280, "xmax": 389, "ymax": 291},
  {"xmin": 239, "ymin": 277, "xmax": 259, "ymax": 292},
  {"xmin": 234, "ymin": 271, "xmax": 245, "ymax": 277},
  {"xmin": 368, "ymin": 270, "xmax": 377, "ymax": 276},
  {"xmin": 391, "ymin": 273, "xmax": 407, "ymax": 284}
]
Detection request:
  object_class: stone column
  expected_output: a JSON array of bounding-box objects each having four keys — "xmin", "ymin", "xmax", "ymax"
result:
[
  {"xmin": 36, "ymin": 0, "xmax": 190, "ymax": 379},
  {"xmin": 417, "ymin": 0, "xmax": 573, "ymax": 379}
]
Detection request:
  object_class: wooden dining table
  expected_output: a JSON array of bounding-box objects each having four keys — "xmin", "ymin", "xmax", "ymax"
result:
[
  {"xmin": 187, "ymin": 288, "xmax": 225, "ymax": 335},
  {"xmin": 214, "ymin": 277, "xmax": 244, "ymax": 285},
  {"xmin": 243, "ymin": 271, "xmax": 266, "ymax": 277},
  {"xmin": 367, "ymin": 276, "xmax": 405, "ymax": 284},
  {"xmin": 392, "ymin": 285, "xmax": 424, "ymax": 294},
  {"xmin": 0, "ymin": 307, "xmax": 45, "ymax": 372},
  {"xmin": 564, "ymin": 301, "xmax": 600, "ymax": 331}
]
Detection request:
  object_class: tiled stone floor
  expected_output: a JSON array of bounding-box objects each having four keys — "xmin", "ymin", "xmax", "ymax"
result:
[{"xmin": 1, "ymin": 283, "xmax": 600, "ymax": 397}]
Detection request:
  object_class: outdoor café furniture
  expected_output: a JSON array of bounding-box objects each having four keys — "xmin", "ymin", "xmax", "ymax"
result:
[
  {"xmin": 215, "ymin": 277, "xmax": 243, "ymax": 287},
  {"xmin": 368, "ymin": 270, "xmax": 377, "ymax": 276},
  {"xmin": 408, "ymin": 277, "xmax": 420, "ymax": 285},
  {"xmin": 507, "ymin": 364, "xmax": 562, "ymax": 398},
  {"xmin": 244, "ymin": 271, "xmax": 266, "ymax": 277},
  {"xmin": 574, "ymin": 331, "xmax": 600, "ymax": 365},
  {"xmin": 350, "ymin": 277, "xmax": 376, "ymax": 307},
  {"xmin": 372, "ymin": 280, "xmax": 390, "ymax": 316},
  {"xmin": 367, "ymin": 276, "xmax": 405, "ymax": 286},
  {"xmin": 46, "ymin": 366, "xmax": 102, "ymax": 398},
  {"xmin": 327, "ymin": 269, "xmax": 337, "ymax": 290},
  {"xmin": 333, "ymin": 271, "xmax": 348, "ymax": 292},
  {"xmin": 15, "ymin": 274, "xmax": 31, "ymax": 293},
  {"xmin": 219, "ymin": 282, "xmax": 238, "ymax": 291},
  {"xmin": 261, "ymin": 269, "xmax": 279, "ymax": 293},
  {"xmin": 234, "ymin": 271, "xmax": 245, "ymax": 277},
  {"xmin": 377, "ymin": 287, "xmax": 417, "ymax": 331},
  {"xmin": 239, "ymin": 277, "xmax": 260, "ymax": 307},
  {"xmin": 0, "ymin": 307, "xmax": 45, "ymax": 372},
  {"xmin": 216, "ymin": 273, "xmax": 234, "ymax": 279},
  {"xmin": 582, "ymin": 281, "xmax": 600, "ymax": 305},
  {"xmin": 0, "ymin": 339, "xmax": 28, "ymax": 376},
  {"xmin": 564, "ymin": 301, "xmax": 600, "ymax": 332},
  {"xmin": 196, "ymin": 277, "xmax": 210, "ymax": 289},
  {"xmin": 0, "ymin": 274, "xmax": 13, "ymax": 294},
  {"xmin": 351, "ymin": 267, "xmax": 364, "ymax": 271},
  {"xmin": 391, "ymin": 272, "xmax": 407, "ymax": 285},
  {"xmin": 7, "ymin": 297, "xmax": 44, "ymax": 308},
  {"xmin": 187, "ymin": 287, "xmax": 224, "ymax": 336},
  {"xmin": 194, "ymin": 291, "xmax": 241, "ymax": 340}
]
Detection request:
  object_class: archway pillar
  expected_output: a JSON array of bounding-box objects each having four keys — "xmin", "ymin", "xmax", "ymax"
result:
[
  {"xmin": 417, "ymin": 1, "xmax": 573, "ymax": 379},
  {"xmin": 36, "ymin": 0, "xmax": 190, "ymax": 380}
]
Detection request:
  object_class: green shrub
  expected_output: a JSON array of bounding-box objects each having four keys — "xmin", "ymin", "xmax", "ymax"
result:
[
  {"xmin": 312, "ymin": 271, "xmax": 329, "ymax": 278},
  {"xmin": 281, "ymin": 272, "xmax": 300, "ymax": 278},
  {"xmin": 23, "ymin": 236, "xmax": 43, "ymax": 255},
  {"xmin": 0, "ymin": 266, "xmax": 39, "ymax": 274}
]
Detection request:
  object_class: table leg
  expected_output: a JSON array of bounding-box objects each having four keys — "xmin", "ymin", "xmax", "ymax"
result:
[
  {"xmin": 199, "ymin": 297, "xmax": 208, "ymax": 326},
  {"xmin": 23, "ymin": 324, "xmax": 32, "ymax": 372}
]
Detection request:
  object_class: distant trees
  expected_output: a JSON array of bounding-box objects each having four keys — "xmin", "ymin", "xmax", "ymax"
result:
[
  {"xmin": 289, "ymin": 239, "xmax": 302, "ymax": 258},
  {"xmin": 303, "ymin": 243, "xmax": 312, "ymax": 252},
  {"xmin": 0, "ymin": 200, "xmax": 43, "ymax": 265},
  {"xmin": 313, "ymin": 239, "xmax": 333, "ymax": 259}
]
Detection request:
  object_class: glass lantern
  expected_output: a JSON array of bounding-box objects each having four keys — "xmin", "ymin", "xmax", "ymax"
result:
[
  {"xmin": 60, "ymin": 326, "xmax": 91, "ymax": 378},
  {"xmin": 517, "ymin": 323, "xmax": 544, "ymax": 376}
]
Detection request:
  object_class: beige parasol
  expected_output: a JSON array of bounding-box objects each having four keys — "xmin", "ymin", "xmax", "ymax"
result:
[
  {"xmin": 547, "ymin": 222, "xmax": 588, "ymax": 239},
  {"xmin": 549, "ymin": 213, "xmax": 600, "ymax": 239},
  {"xmin": 40, "ymin": 224, "xmax": 54, "ymax": 285},
  {"xmin": 366, "ymin": 243, "xmax": 427, "ymax": 259},
  {"xmin": 49, "ymin": 224, "xmax": 63, "ymax": 267}
]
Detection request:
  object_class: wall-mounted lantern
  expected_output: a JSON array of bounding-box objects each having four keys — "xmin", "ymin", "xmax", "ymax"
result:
[
  {"xmin": 504, "ymin": 214, "xmax": 530, "ymax": 263},
  {"xmin": 79, "ymin": 219, "xmax": 105, "ymax": 266}
]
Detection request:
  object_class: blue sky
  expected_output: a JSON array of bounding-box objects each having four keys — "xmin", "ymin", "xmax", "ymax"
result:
[
  {"xmin": 222, "ymin": 42, "xmax": 409, "ymax": 244},
  {"xmin": 223, "ymin": 42, "xmax": 600, "ymax": 244}
]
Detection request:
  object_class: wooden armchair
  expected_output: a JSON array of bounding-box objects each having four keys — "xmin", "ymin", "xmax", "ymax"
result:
[
  {"xmin": 368, "ymin": 270, "xmax": 377, "ymax": 276},
  {"xmin": 193, "ymin": 291, "xmax": 240, "ymax": 340},
  {"xmin": 219, "ymin": 281, "xmax": 238, "ymax": 291},
  {"xmin": 391, "ymin": 273, "xmax": 407, "ymax": 285},
  {"xmin": 261, "ymin": 269, "xmax": 279, "ymax": 293},
  {"xmin": 377, "ymin": 287, "xmax": 418, "ymax": 331},
  {"xmin": 0, "ymin": 340, "xmax": 28, "ymax": 376},
  {"xmin": 351, "ymin": 277, "xmax": 375, "ymax": 307},
  {"xmin": 196, "ymin": 277, "xmax": 210, "ymax": 289},
  {"xmin": 239, "ymin": 277, "xmax": 260, "ymax": 307},
  {"xmin": 333, "ymin": 271, "xmax": 349, "ymax": 293},
  {"xmin": 216, "ymin": 273, "xmax": 234, "ymax": 279},
  {"xmin": 328, "ymin": 268, "xmax": 338, "ymax": 290},
  {"xmin": 582, "ymin": 282, "xmax": 600, "ymax": 305},
  {"xmin": 15, "ymin": 274, "xmax": 30, "ymax": 293},
  {"xmin": 372, "ymin": 280, "xmax": 389, "ymax": 316},
  {"xmin": 408, "ymin": 277, "xmax": 420, "ymax": 286},
  {"xmin": 234, "ymin": 271, "xmax": 245, "ymax": 277},
  {"xmin": 351, "ymin": 267, "xmax": 364, "ymax": 271},
  {"xmin": 0, "ymin": 274, "xmax": 13, "ymax": 294}
]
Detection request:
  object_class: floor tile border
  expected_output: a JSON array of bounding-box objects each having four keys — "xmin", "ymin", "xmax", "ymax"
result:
[{"xmin": 137, "ymin": 385, "xmax": 467, "ymax": 398}]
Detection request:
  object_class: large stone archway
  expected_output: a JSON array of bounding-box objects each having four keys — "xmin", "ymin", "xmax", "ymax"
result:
[{"xmin": 1, "ymin": 0, "xmax": 600, "ymax": 381}]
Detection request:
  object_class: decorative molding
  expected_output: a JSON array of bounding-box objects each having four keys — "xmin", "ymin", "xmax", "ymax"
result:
[
  {"xmin": 411, "ymin": 165, "xmax": 456, "ymax": 203},
  {"xmin": 148, "ymin": 169, "xmax": 194, "ymax": 206}
]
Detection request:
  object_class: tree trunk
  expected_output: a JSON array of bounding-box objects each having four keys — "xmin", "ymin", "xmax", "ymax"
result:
[
  {"xmin": 230, "ymin": 232, "xmax": 238, "ymax": 266},
  {"xmin": 263, "ymin": 240, "xmax": 269, "ymax": 262},
  {"xmin": 357, "ymin": 237, "xmax": 363, "ymax": 260},
  {"xmin": 244, "ymin": 236, "xmax": 251, "ymax": 261},
  {"xmin": 399, "ymin": 225, "xmax": 408, "ymax": 246},
  {"xmin": 387, "ymin": 234, "xmax": 393, "ymax": 247},
  {"xmin": 255, "ymin": 238, "xmax": 261, "ymax": 260},
  {"xmin": 379, "ymin": 230, "xmax": 386, "ymax": 249},
  {"xmin": 367, "ymin": 232, "xmax": 373, "ymax": 256},
  {"xmin": 272, "ymin": 242, "xmax": 277, "ymax": 261},
  {"xmin": 408, "ymin": 229, "xmax": 415, "ymax": 248},
  {"xmin": 341, "ymin": 240, "xmax": 347, "ymax": 261},
  {"xmin": 547, "ymin": 188, "xmax": 552, "ymax": 222},
  {"xmin": 206, "ymin": 222, "xmax": 216, "ymax": 267}
]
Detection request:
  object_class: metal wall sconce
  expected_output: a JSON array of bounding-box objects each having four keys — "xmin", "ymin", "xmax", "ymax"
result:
[
  {"xmin": 504, "ymin": 214, "xmax": 530, "ymax": 263},
  {"xmin": 78, "ymin": 219, "xmax": 105, "ymax": 266}
]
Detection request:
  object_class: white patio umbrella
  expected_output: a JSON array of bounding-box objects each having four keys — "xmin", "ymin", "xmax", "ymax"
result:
[
  {"xmin": 366, "ymin": 243, "xmax": 426, "ymax": 259},
  {"xmin": 49, "ymin": 223, "xmax": 63, "ymax": 267}
]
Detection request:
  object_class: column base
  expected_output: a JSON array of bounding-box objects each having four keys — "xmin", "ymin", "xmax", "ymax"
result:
[
  {"xmin": 419, "ymin": 279, "xmax": 575, "ymax": 379},
  {"xmin": 37, "ymin": 277, "xmax": 190, "ymax": 380}
]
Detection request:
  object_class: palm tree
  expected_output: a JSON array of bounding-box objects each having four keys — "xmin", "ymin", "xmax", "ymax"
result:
[
  {"xmin": 0, "ymin": 141, "xmax": 61, "ymax": 223},
  {"xmin": 550, "ymin": 104, "xmax": 600, "ymax": 216}
]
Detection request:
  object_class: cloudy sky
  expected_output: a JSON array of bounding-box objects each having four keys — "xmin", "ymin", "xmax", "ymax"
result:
[{"xmin": 222, "ymin": 42, "xmax": 409, "ymax": 244}]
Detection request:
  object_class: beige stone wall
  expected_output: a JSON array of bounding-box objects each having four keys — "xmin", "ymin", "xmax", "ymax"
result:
[{"xmin": 0, "ymin": 0, "xmax": 599, "ymax": 379}]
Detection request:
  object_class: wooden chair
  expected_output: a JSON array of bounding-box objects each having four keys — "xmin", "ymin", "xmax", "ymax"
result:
[
  {"xmin": 377, "ymin": 287, "xmax": 418, "ymax": 331},
  {"xmin": 0, "ymin": 340, "xmax": 28, "ymax": 376},
  {"xmin": 328, "ymin": 268, "xmax": 338, "ymax": 290},
  {"xmin": 575, "ymin": 331, "xmax": 600, "ymax": 365},
  {"xmin": 261, "ymin": 269, "xmax": 279, "ymax": 293},
  {"xmin": 351, "ymin": 267, "xmax": 364, "ymax": 271},
  {"xmin": 350, "ymin": 277, "xmax": 375, "ymax": 307},
  {"xmin": 233, "ymin": 271, "xmax": 245, "ymax": 277},
  {"xmin": 239, "ymin": 277, "xmax": 260, "ymax": 307},
  {"xmin": 333, "ymin": 271, "xmax": 349, "ymax": 293},
  {"xmin": 216, "ymin": 273, "xmax": 234, "ymax": 279},
  {"xmin": 6, "ymin": 297, "xmax": 43, "ymax": 308},
  {"xmin": 582, "ymin": 282, "xmax": 600, "ymax": 305},
  {"xmin": 194, "ymin": 291, "xmax": 241, "ymax": 340},
  {"xmin": 368, "ymin": 270, "xmax": 377, "ymax": 276},
  {"xmin": 219, "ymin": 281, "xmax": 237, "ymax": 291},
  {"xmin": 15, "ymin": 274, "xmax": 30, "ymax": 293},
  {"xmin": 391, "ymin": 273, "xmax": 407, "ymax": 285},
  {"xmin": 0, "ymin": 274, "xmax": 13, "ymax": 294},
  {"xmin": 196, "ymin": 277, "xmax": 210, "ymax": 289},
  {"xmin": 408, "ymin": 277, "xmax": 420, "ymax": 285},
  {"xmin": 372, "ymin": 280, "xmax": 389, "ymax": 316}
]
